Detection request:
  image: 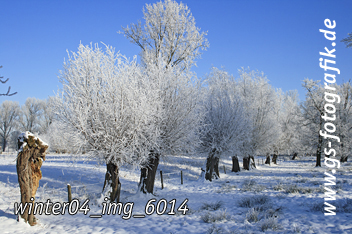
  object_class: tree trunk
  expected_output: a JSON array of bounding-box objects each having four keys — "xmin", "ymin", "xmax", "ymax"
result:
[
  {"xmin": 231, "ymin": 156, "xmax": 240, "ymax": 172},
  {"xmin": 16, "ymin": 132, "xmax": 48, "ymax": 226},
  {"xmin": 102, "ymin": 162, "xmax": 121, "ymax": 202},
  {"xmin": 205, "ymin": 149, "xmax": 220, "ymax": 181},
  {"xmin": 2, "ymin": 139, "xmax": 7, "ymax": 152},
  {"xmin": 316, "ymin": 134, "xmax": 323, "ymax": 167},
  {"xmin": 139, "ymin": 151, "xmax": 160, "ymax": 194},
  {"xmin": 265, "ymin": 154, "xmax": 271, "ymax": 165},
  {"xmin": 249, "ymin": 155, "xmax": 256, "ymax": 169},
  {"xmin": 272, "ymin": 153, "xmax": 278, "ymax": 165},
  {"xmin": 292, "ymin": 152, "xmax": 297, "ymax": 160},
  {"xmin": 243, "ymin": 156, "xmax": 250, "ymax": 170},
  {"xmin": 340, "ymin": 156, "xmax": 348, "ymax": 163}
]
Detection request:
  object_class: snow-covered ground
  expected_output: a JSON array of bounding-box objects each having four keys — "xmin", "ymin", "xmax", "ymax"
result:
[{"xmin": 1, "ymin": 153, "xmax": 351, "ymax": 233}]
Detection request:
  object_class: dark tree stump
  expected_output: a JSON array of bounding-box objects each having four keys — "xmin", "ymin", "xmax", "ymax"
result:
[
  {"xmin": 265, "ymin": 153, "xmax": 271, "ymax": 165},
  {"xmin": 272, "ymin": 153, "xmax": 278, "ymax": 164},
  {"xmin": 205, "ymin": 149, "xmax": 220, "ymax": 181},
  {"xmin": 243, "ymin": 157, "xmax": 250, "ymax": 170},
  {"xmin": 102, "ymin": 162, "xmax": 121, "ymax": 202},
  {"xmin": 340, "ymin": 156, "xmax": 348, "ymax": 163},
  {"xmin": 232, "ymin": 156, "xmax": 240, "ymax": 172},
  {"xmin": 16, "ymin": 132, "xmax": 48, "ymax": 226},
  {"xmin": 139, "ymin": 151, "xmax": 160, "ymax": 194}
]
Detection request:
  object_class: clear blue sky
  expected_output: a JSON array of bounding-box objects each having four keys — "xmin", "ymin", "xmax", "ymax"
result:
[{"xmin": 1, "ymin": 0, "xmax": 351, "ymax": 105}]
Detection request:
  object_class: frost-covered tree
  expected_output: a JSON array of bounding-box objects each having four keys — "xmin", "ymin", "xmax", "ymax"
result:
[
  {"xmin": 332, "ymin": 81, "xmax": 352, "ymax": 162},
  {"xmin": 19, "ymin": 97, "xmax": 45, "ymax": 134},
  {"xmin": 38, "ymin": 97, "xmax": 55, "ymax": 134},
  {"xmin": 121, "ymin": 0, "xmax": 209, "ymax": 70},
  {"xmin": 0, "ymin": 66, "xmax": 17, "ymax": 96},
  {"xmin": 40, "ymin": 120, "xmax": 84, "ymax": 154},
  {"xmin": 275, "ymin": 90, "xmax": 302, "ymax": 155},
  {"xmin": 138, "ymin": 61, "xmax": 203, "ymax": 193},
  {"xmin": 200, "ymin": 67, "xmax": 250, "ymax": 181},
  {"xmin": 0, "ymin": 100, "xmax": 20, "ymax": 151},
  {"xmin": 301, "ymin": 80, "xmax": 352, "ymax": 165},
  {"xmin": 301, "ymin": 79, "xmax": 325, "ymax": 167},
  {"xmin": 121, "ymin": 0, "xmax": 207, "ymax": 194},
  {"xmin": 236, "ymin": 68, "xmax": 281, "ymax": 156},
  {"xmin": 55, "ymin": 43, "xmax": 159, "ymax": 201}
]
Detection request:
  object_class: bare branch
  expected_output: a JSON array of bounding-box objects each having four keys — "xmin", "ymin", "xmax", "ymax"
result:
[{"xmin": 0, "ymin": 65, "xmax": 17, "ymax": 96}]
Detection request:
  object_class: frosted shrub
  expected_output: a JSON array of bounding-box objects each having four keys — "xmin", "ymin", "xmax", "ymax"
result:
[
  {"xmin": 285, "ymin": 184, "xmax": 315, "ymax": 194},
  {"xmin": 201, "ymin": 209, "xmax": 229, "ymax": 223},
  {"xmin": 238, "ymin": 195, "xmax": 271, "ymax": 210},
  {"xmin": 265, "ymin": 207, "xmax": 282, "ymax": 219},
  {"xmin": 206, "ymin": 224, "xmax": 224, "ymax": 234},
  {"xmin": 201, "ymin": 201, "xmax": 223, "ymax": 211},
  {"xmin": 242, "ymin": 179, "xmax": 266, "ymax": 192},
  {"xmin": 260, "ymin": 218, "xmax": 281, "ymax": 232},
  {"xmin": 273, "ymin": 182, "xmax": 285, "ymax": 191},
  {"xmin": 245, "ymin": 208, "xmax": 260, "ymax": 223},
  {"xmin": 285, "ymin": 184, "xmax": 300, "ymax": 193}
]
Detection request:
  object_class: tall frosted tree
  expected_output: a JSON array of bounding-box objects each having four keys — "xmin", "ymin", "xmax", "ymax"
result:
[
  {"xmin": 200, "ymin": 67, "xmax": 250, "ymax": 181},
  {"xmin": 236, "ymin": 68, "xmax": 281, "ymax": 156},
  {"xmin": 38, "ymin": 97, "xmax": 55, "ymax": 134},
  {"xmin": 138, "ymin": 61, "xmax": 203, "ymax": 193},
  {"xmin": 301, "ymin": 79, "xmax": 325, "ymax": 167},
  {"xmin": 121, "ymin": 0, "xmax": 207, "ymax": 193},
  {"xmin": 330, "ymin": 81, "xmax": 352, "ymax": 162},
  {"xmin": 121, "ymin": 0, "xmax": 209, "ymax": 70},
  {"xmin": 301, "ymin": 80, "xmax": 352, "ymax": 165},
  {"xmin": 0, "ymin": 101, "xmax": 20, "ymax": 152},
  {"xmin": 55, "ymin": 43, "xmax": 159, "ymax": 201},
  {"xmin": 19, "ymin": 97, "xmax": 45, "ymax": 134},
  {"xmin": 275, "ymin": 90, "xmax": 302, "ymax": 155}
]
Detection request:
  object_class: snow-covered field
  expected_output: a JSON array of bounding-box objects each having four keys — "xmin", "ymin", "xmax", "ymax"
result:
[{"xmin": 1, "ymin": 153, "xmax": 351, "ymax": 233}]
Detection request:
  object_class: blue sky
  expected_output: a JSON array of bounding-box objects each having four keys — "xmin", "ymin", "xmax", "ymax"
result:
[{"xmin": 1, "ymin": 0, "xmax": 351, "ymax": 105}]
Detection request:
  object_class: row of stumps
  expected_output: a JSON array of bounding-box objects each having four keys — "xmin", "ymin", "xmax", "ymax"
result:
[
  {"xmin": 66, "ymin": 158, "xmax": 271, "ymax": 197},
  {"xmin": 66, "ymin": 158, "xmax": 270, "ymax": 199},
  {"xmin": 158, "ymin": 159, "xmax": 267, "ymax": 189}
]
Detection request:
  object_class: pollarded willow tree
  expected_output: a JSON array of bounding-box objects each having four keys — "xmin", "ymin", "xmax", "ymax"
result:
[
  {"xmin": 121, "ymin": 0, "xmax": 209, "ymax": 70},
  {"xmin": 121, "ymin": 0, "xmax": 207, "ymax": 194},
  {"xmin": 275, "ymin": 90, "xmax": 302, "ymax": 156},
  {"xmin": 301, "ymin": 79, "xmax": 325, "ymax": 167},
  {"xmin": 138, "ymin": 61, "xmax": 203, "ymax": 193},
  {"xmin": 236, "ymin": 68, "xmax": 281, "ymax": 157},
  {"xmin": 335, "ymin": 81, "xmax": 352, "ymax": 162},
  {"xmin": 200, "ymin": 67, "xmax": 251, "ymax": 181},
  {"xmin": 54, "ymin": 43, "xmax": 160, "ymax": 201},
  {"xmin": 302, "ymin": 80, "xmax": 352, "ymax": 164}
]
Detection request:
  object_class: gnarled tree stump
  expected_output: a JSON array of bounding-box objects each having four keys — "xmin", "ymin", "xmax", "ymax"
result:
[
  {"xmin": 265, "ymin": 153, "xmax": 271, "ymax": 165},
  {"xmin": 16, "ymin": 131, "xmax": 48, "ymax": 226},
  {"xmin": 272, "ymin": 153, "xmax": 278, "ymax": 164},
  {"xmin": 243, "ymin": 156, "xmax": 250, "ymax": 170},
  {"xmin": 231, "ymin": 156, "xmax": 240, "ymax": 172}
]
